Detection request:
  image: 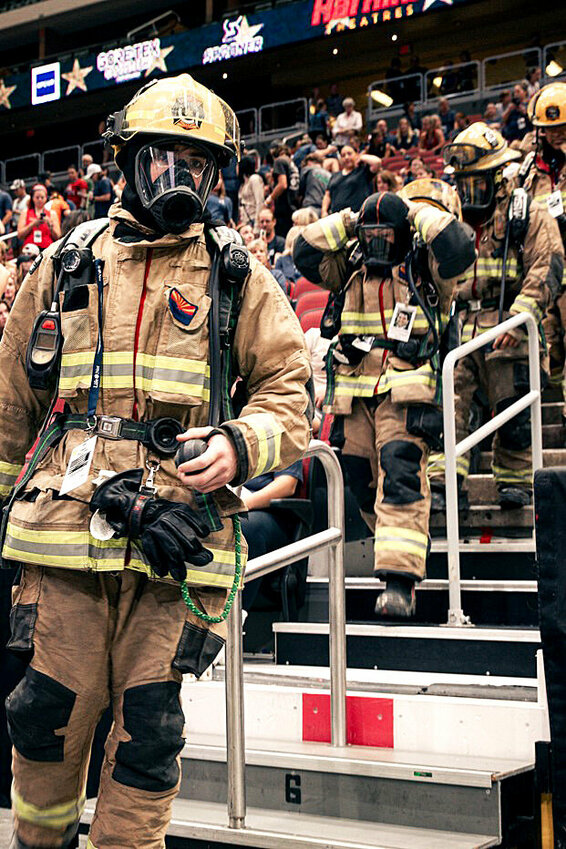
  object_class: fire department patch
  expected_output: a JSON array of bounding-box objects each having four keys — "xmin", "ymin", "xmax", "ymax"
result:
[{"xmin": 169, "ymin": 288, "xmax": 198, "ymax": 326}]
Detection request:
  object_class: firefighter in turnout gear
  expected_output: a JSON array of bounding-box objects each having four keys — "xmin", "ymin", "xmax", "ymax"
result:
[
  {"xmin": 294, "ymin": 182, "xmax": 476, "ymax": 617},
  {"xmin": 429, "ymin": 122, "xmax": 564, "ymax": 512},
  {"xmin": 1, "ymin": 74, "xmax": 312, "ymax": 849},
  {"xmin": 524, "ymin": 82, "xmax": 566, "ymax": 417}
]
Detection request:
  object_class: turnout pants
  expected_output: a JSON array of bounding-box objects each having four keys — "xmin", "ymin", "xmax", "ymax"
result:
[
  {"xmin": 339, "ymin": 394, "xmax": 431, "ymax": 582},
  {"xmin": 429, "ymin": 350, "xmax": 533, "ymax": 492},
  {"xmin": 6, "ymin": 566, "xmax": 192, "ymax": 849},
  {"xmin": 543, "ymin": 289, "xmax": 566, "ymax": 417}
]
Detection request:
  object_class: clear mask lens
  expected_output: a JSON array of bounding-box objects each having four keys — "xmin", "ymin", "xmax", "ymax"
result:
[
  {"xmin": 358, "ymin": 225, "xmax": 396, "ymax": 263},
  {"xmin": 136, "ymin": 141, "xmax": 214, "ymax": 206},
  {"xmin": 455, "ymin": 174, "xmax": 491, "ymax": 208}
]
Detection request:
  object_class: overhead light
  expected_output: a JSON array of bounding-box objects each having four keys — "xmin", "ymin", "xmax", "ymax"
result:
[
  {"xmin": 222, "ymin": 72, "xmax": 228, "ymax": 79},
  {"xmin": 332, "ymin": 48, "xmax": 338, "ymax": 55},
  {"xmin": 371, "ymin": 89, "xmax": 394, "ymax": 108},
  {"xmin": 432, "ymin": 75, "xmax": 443, "ymax": 88},
  {"xmin": 546, "ymin": 60, "xmax": 563, "ymax": 77},
  {"xmin": 391, "ymin": 34, "xmax": 398, "ymax": 41}
]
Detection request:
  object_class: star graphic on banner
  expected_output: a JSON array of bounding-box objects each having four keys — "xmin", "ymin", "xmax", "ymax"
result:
[
  {"xmin": 62, "ymin": 58, "xmax": 93, "ymax": 95},
  {"xmin": 234, "ymin": 15, "xmax": 263, "ymax": 42},
  {"xmin": 0, "ymin": 79, "xmax": 16, "ymax": 109},
  {"xmin": 144, "ymin": 44, "xmax": 175, "ymax": 77},
  {"xmin": 422, "ymin": 0, "xmax": 453, "ymax": 10}
]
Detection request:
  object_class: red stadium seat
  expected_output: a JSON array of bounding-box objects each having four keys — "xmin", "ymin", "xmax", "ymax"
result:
[
  {"xmin": 295, "ymin": 290, "xmax": 329, "ymax": 319},
  {"xmin": 299, "ymin": 308, "xmax": 324, "ymax": 333},
  {"xmin": 294, "ymin": 276, "xmax": 320, "ymax": 299}
]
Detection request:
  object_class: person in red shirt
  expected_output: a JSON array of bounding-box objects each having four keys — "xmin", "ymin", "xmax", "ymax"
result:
[
  {"xmin": 17, "ymin": 183, "xmax": 60, "ymax": 250},
  {"xmin": 65, "ymin": 164, "xmax": 88, "ymax": 209}
]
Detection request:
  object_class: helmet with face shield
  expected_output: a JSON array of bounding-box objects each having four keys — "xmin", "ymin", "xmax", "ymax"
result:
[
  {"xmin": 355, "ymin": 192, "xmax": 412, "ymax": 274},
  {"xmin": 104, "ymin": 74, "xmax": 240, "ymax": 233},
  {"xmin": 527, "ymin": 82, "xmax": 566, "ymax": 168},
  {"xmin": 443, "ymin": 122, "xmax": 520, "ymax": 223}
]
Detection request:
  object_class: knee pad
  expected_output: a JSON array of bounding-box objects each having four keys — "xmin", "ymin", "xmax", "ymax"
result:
[
  {"xmin": 496, "ymin": 398, "xmax": 532, "ymax": 451},
  {"xmin": 113, "ymin": 681, "xmax": 184, "ymax": 793},
  {"xmin": 380, "ymin": 440, "xmax": 424, "ymax": 505},
  {"xmin": 6, "ymin": 667, "xmax": 76, "ymax": 762},
  {"xmin": 341, "ymin": 454, "xmax": 375, "ymax": 515}
]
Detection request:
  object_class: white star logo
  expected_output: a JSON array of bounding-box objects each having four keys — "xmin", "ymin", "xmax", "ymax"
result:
[
  {"xmin": 422, "ymin": 0, "xmax": 453, "ymax": 11},
  {"xmin": 0, "ymin": 79, "xmax": 16, "ymax": 109},
  {"xmin": 234, "ymin": 15, "xmax": 263, "ymax": 43},
  {"xmin": 62, "ymin": 59, "xmax": 93, "ymax": 95},
  {"xmin": 144, "ymin": 44, "xmax": 175, "ymax": 77}
]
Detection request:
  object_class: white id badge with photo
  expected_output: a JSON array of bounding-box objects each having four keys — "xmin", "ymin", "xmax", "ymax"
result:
[
  {"xmin": 388, "ymin": 303, "xmax": 417, "ymax": 343},
  {"xmin": 59, "ymin": 436, "xmax": 97, "ymax": 496},
  {"xmin": 547, "ymin": 190, "xmax": 564, "ymax": 219}
]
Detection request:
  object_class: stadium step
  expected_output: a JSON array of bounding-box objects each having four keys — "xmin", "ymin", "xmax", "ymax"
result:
[{"xmin": 477, "ymin": 446, "xmax": 566, "ymax": 471}]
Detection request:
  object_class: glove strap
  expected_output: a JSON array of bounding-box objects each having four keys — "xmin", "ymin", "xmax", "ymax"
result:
[{"xmin": 128, "ymin": 492, "xmax": 153, "ymax": 538}]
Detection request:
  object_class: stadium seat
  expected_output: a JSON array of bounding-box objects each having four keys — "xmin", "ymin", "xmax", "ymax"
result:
[
  {"xmin": 299, "ymin": 307, "xmax": 324, "ymax": 333},
  {"xmin": 295, "ymin": 290, "xmax": 329, "ymax": 319},
  {"xmin": 293, "ymin": 276, "xmax": 320, "ymax": 299}
]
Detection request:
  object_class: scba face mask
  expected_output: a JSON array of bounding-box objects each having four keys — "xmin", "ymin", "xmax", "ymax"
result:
[
  {"xmin": 356, "ymin": 192, "xmax": 411, "ymax": 274},
  {"xmin": 134, "ymin": 138, "xmax": 218, "ymax": 233}
]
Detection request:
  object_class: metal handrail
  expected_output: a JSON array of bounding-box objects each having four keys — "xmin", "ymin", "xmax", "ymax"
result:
[
  {"xmin": 258, "ymin": 97, "xmax": 308, "ymax": 142},
  {"xmin": 483, "ymin": 47, "xmax": 542, "ymax": 92},
  {"xmin": 425, "ymin": 59, "xmax": 481, "ymax": 102},
  {"xmin": 442, "ymin": 312, "xmax": 543, "ymax": 626},
  {"xmin": 224, "ymin": 438, "xmax": 346, "ymax": 829}
]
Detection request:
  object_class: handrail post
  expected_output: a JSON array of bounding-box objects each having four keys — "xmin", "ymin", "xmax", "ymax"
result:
[
  {"xmin": 226, "ymin": 587, "xmax": 246, "ymax": 829},
  {"xmin": 527, "ymin": 314, "xmax": 543, "ymax": 473}
]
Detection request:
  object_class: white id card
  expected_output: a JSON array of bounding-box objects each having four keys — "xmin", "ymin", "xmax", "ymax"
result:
[
  {"xmin": 59, "ymin": 436, "xmax": 97, "ymax": 496},
  {"xmin": 388, "ymin": 303, "xmax": 417, "ymax": 343},
  {"xmin": 547, "ymin": 190, "xmax": 564, "ymax": 219}
]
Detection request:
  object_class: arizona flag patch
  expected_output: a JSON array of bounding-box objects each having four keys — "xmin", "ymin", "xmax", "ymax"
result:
[{"xmin": 169, "ymin": 288, "xmax": 198, "ymax": 326}]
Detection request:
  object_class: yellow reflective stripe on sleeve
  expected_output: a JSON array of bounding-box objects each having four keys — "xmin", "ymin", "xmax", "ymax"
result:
[
  {"xmin": 374, "ymin": 526, "xmax": 429, "ymax": 561},
  {"xmin": 0, "ymin": 460, "xmax": 23, "ymax": 496},
  {"xmin": 511, "ymin": 295, "xmax": 543, "ymax": 325},
  {"xmin": 319, "ymin": 215, "xmax": 347, "ymax": 251},
  {"xmin": 414, "ymin": 205, "xmax": 440, "ymax": 242},
  {"xmin": 334, "ymin": 374, "xmax": 379, "ymax": 397},
  {"xmin": 12, "ymin": 787, "xmax": 86, "ymax": 829},
  {"xmin": 245, "ymin": 414, "xmax": 283, "ymax": 477}
]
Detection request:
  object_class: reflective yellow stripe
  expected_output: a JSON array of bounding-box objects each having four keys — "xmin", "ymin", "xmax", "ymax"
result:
[
  {"xmin": 319, "ymin": 214, "xmax": 347, "ymax": 251},
  {"xmin": 340, "ymin": 308, "xmax": 445, "ymax": 336},
  {"xmin": 12, "ymin": 787, "xmax": 86, "ymax": 829},
  {"xmin": 86, "ymin": 840, "xmax": 98, "ymax": 849},
  {"xmin": 460, "ymin": 257, "xmax": 519, "ymax": 282},
  {"xmin": 0, "ymin": 460, "xmax": 23, "ymax": 496},
  {"xmin": 334, "ymin": 374, "xmax": 379, "ymax": 397},
  {"xmin": 414, "ymin": 205, "xmax": 440, "ymax": 242},
  {"xmin": 374, "ymin": 526, "xmax": 429, "ymax": 561},
  {"xmin": 130, "ymin": 545, "xmax": 242, "ymax": 589},
  {"xmin": 427, "ymin": 453, "xmax": 470, "ymax": 479},
  {"xmin": 3, "ymin": 524, "xmax": 127, "ymax": 570},
  {"xmin": 245, "ymin": 414, "xmax": 282, "ymax": 477},
  {"xmin": 492, "ymin": 465, "xmax": 532, "ymax": 485},
  {"xmin": 511, "ymin": 295, "xmax": 543, "ymax": 325},
  {"xmin": 377, "ymin": 363, "xmax": 436, "ymax": 395}
]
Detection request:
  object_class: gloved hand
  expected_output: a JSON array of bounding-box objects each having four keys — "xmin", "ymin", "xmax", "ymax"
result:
[{"xmin": 90, "ymin": 469, "xmax": 213, "ymax": 581}]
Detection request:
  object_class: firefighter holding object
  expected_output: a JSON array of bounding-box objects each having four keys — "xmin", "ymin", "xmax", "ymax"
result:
[
  {"xmin": 523, "ymin": 83, "xmax": 566, "ymax": 417},
  {"xmin": 294, "ymin": 180, "xmax": 476, "ymax": 617},
  {"xmin": 429, "ymin": 123, "xmax": 563, "ymax": 512},
  {"xmin": 1, "ymin": 74, "xmax": 312, "ymax": 849}
]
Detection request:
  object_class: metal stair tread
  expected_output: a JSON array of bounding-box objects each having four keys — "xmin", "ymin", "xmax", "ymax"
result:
[
  {"xmin": 429, "ymin": 537, "xmax": 535, "ymax": 553},
  {"xmin": 146, "ymin": 799, "xmax": 500, "ymax": 849},
  {"xmin": 273, "ymin": 622, "xmax": 541, "ymax": 643},
  {"xmin": 307, "ymin": 576, "xmax": 537, "ymax": 593},
  {"xmin": 179, "ymin": 732, "xmax": 532, "ymax": 788}
]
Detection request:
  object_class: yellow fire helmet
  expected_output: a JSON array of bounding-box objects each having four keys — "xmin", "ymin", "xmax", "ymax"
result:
[
  {"xmin": 399, "ymin": 177, "xmax": 462, "ymax": 220},
  {"xmin": 527, "ymin": 82, "xmax": 566, "ymax": 127},
  {"xmin": 443, "ymin": 122, "xmax": 521, "ymax": 173},
  {"xmin": 104, "ymin": 73, "xmax": 241, "ymax": 166}
]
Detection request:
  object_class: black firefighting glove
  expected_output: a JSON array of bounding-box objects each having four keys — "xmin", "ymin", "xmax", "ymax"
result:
[{"xmin": 90, "ymin": 469, "xmax": 213, "ymax": 581}]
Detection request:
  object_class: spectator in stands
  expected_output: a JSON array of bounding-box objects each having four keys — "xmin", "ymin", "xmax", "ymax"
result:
[
  {"xmin": 524, "ymin": 66, "xmax": 542, "ymax": 98},
  {"xmin": 1, "ymin": 272, "xmax": 17, "ymax": 310},
  {"xmin": 376, "ymin": 170, "xmax": 398, "ymax": 192},
  {"xmin": 365, "ymin": 126, "xmax": 394, "ymax": 159},
  {"xmin": 501, "ymin": 84, "xmax": 531, "ymax": 143},
  {"xmin": 385, "ymin": 57, "xmax": 406, "ymax": 104},
  {"xmin": 449, "ymin": 112, "xmax": 470, "ymax": 140},
  {"xmin": 274, "ymin": 209, "xmax": 319, "ymax": 284},
  {"xmin": 299, "ymin": 153, "xmax": 330, "ymax": 215},
  {"xmin": 37, "ymin": 171, "xmax": 56, "ymax": 199},
  {"xmin": 495, "ymin": 89, "xmax": 512, "ymax": 121},
  {"xmin": 457, "ymin": 49, "xmax": 476, "ymax": 92},
  {"xmin": 321, "ymin": 146, "xmax": 381, "ymax": 216},
  {"xmin": 206, "ymin": 175, "xmax": 234, "ymax": 226},
  {"xmin": 46, "ymin": 188, "xmax": 71, "ymax": 228},
  {"xmin": 222, "ymin": 156, "xmax": 240, "ymax": 221},
  {"xmin": 237, "ymin": 223, "xmax": 255, "ymax": 246},
  {"xmin": 114, "ymin": 173, "xmax": 126, "ymax": 202},
  {"xmin": 332, "ymin": 97, "xmax": 363, "ymax": 148},
  {"xmin": 405, "ymin": 55, "xmax": 427, "ymax": 101},
  {"xmin": 392, "ymin": 116, "xmax": 418, "ymax": 151},
  {"xmin": 81, "ymin": 153, "xmax": 94, "ymax": 176},
  {"xmin": 65, "ymin": 165, "xmax": 88, "ymax": 210},
  {"xmin": 266, "ymin": 141, "xmax": 300, "ymax": 237},
  {"xmin": 401, "ymin": 156, "xmax": 427, "ymax": 184},
  {"xmin": 0, "ymin": 300, "xmax": 9, "ymax": 341},
  {"xmin": 257, "ymin": 207, "xmax": 285, "ymax": 265},
  {"xmin": 17, "ymin": 183, "xmax": 60, "ymax": 249},
  {"xmin": 404, "ymin": 101, "xmax": 421, "ymax": 131},
  {"xmin": 238, "ymin": 155, "xmax": 265, "ymax": 230},
  {"xmin": 484, "ymin": 103, "xmax": 500, "ymax": 129},
  {"xmin": 0, "ymin": 242, "xmax": 10, "ymax": 295},
  {"xmin": 309, "ymin": 98, "xmax": 330, "ymax": 142},
  {"xmin": 89, "ymin": 164, "xmax": 113, "ymax": 218},
  {"xmin": 326, "ymin": 83, "xmax": 342, "ymax": 117},
  {"xmin": 418, "ymin": 115, "xmax": 445, "ymax": 154},
  {"xmin": 293, "ymin": 134, "xmax": 316, "ymax": 169},
  {"xmin": 304, "ymin": 327, "xmax": 331, "ymax": 435},
  {"xmin": 15, "ymin": 246, "xmax": 39, "ymax": 285},
  {"xmin": 0, "ymin": 185, "xmax": 12, "ymax": 234},
  {"xmin": 248, "ymin": 238, "xmax": 287, "ymax": 291},
  {"xmin": 438, "ymin": 98, "xmax": 455, "ymax": 137},
  {"xmin": 10, "ymin": 180, "xmax": 29, "ymax": 235}
]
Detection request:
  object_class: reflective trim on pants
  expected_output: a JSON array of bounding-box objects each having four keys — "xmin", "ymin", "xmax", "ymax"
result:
[
  {"xmin": 374, "ymin": 525, "xmax": 429, "ymax": 562},
  {"xmin": 12, "ymin": 785, "xmax": 86, "ymax": 830}
]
